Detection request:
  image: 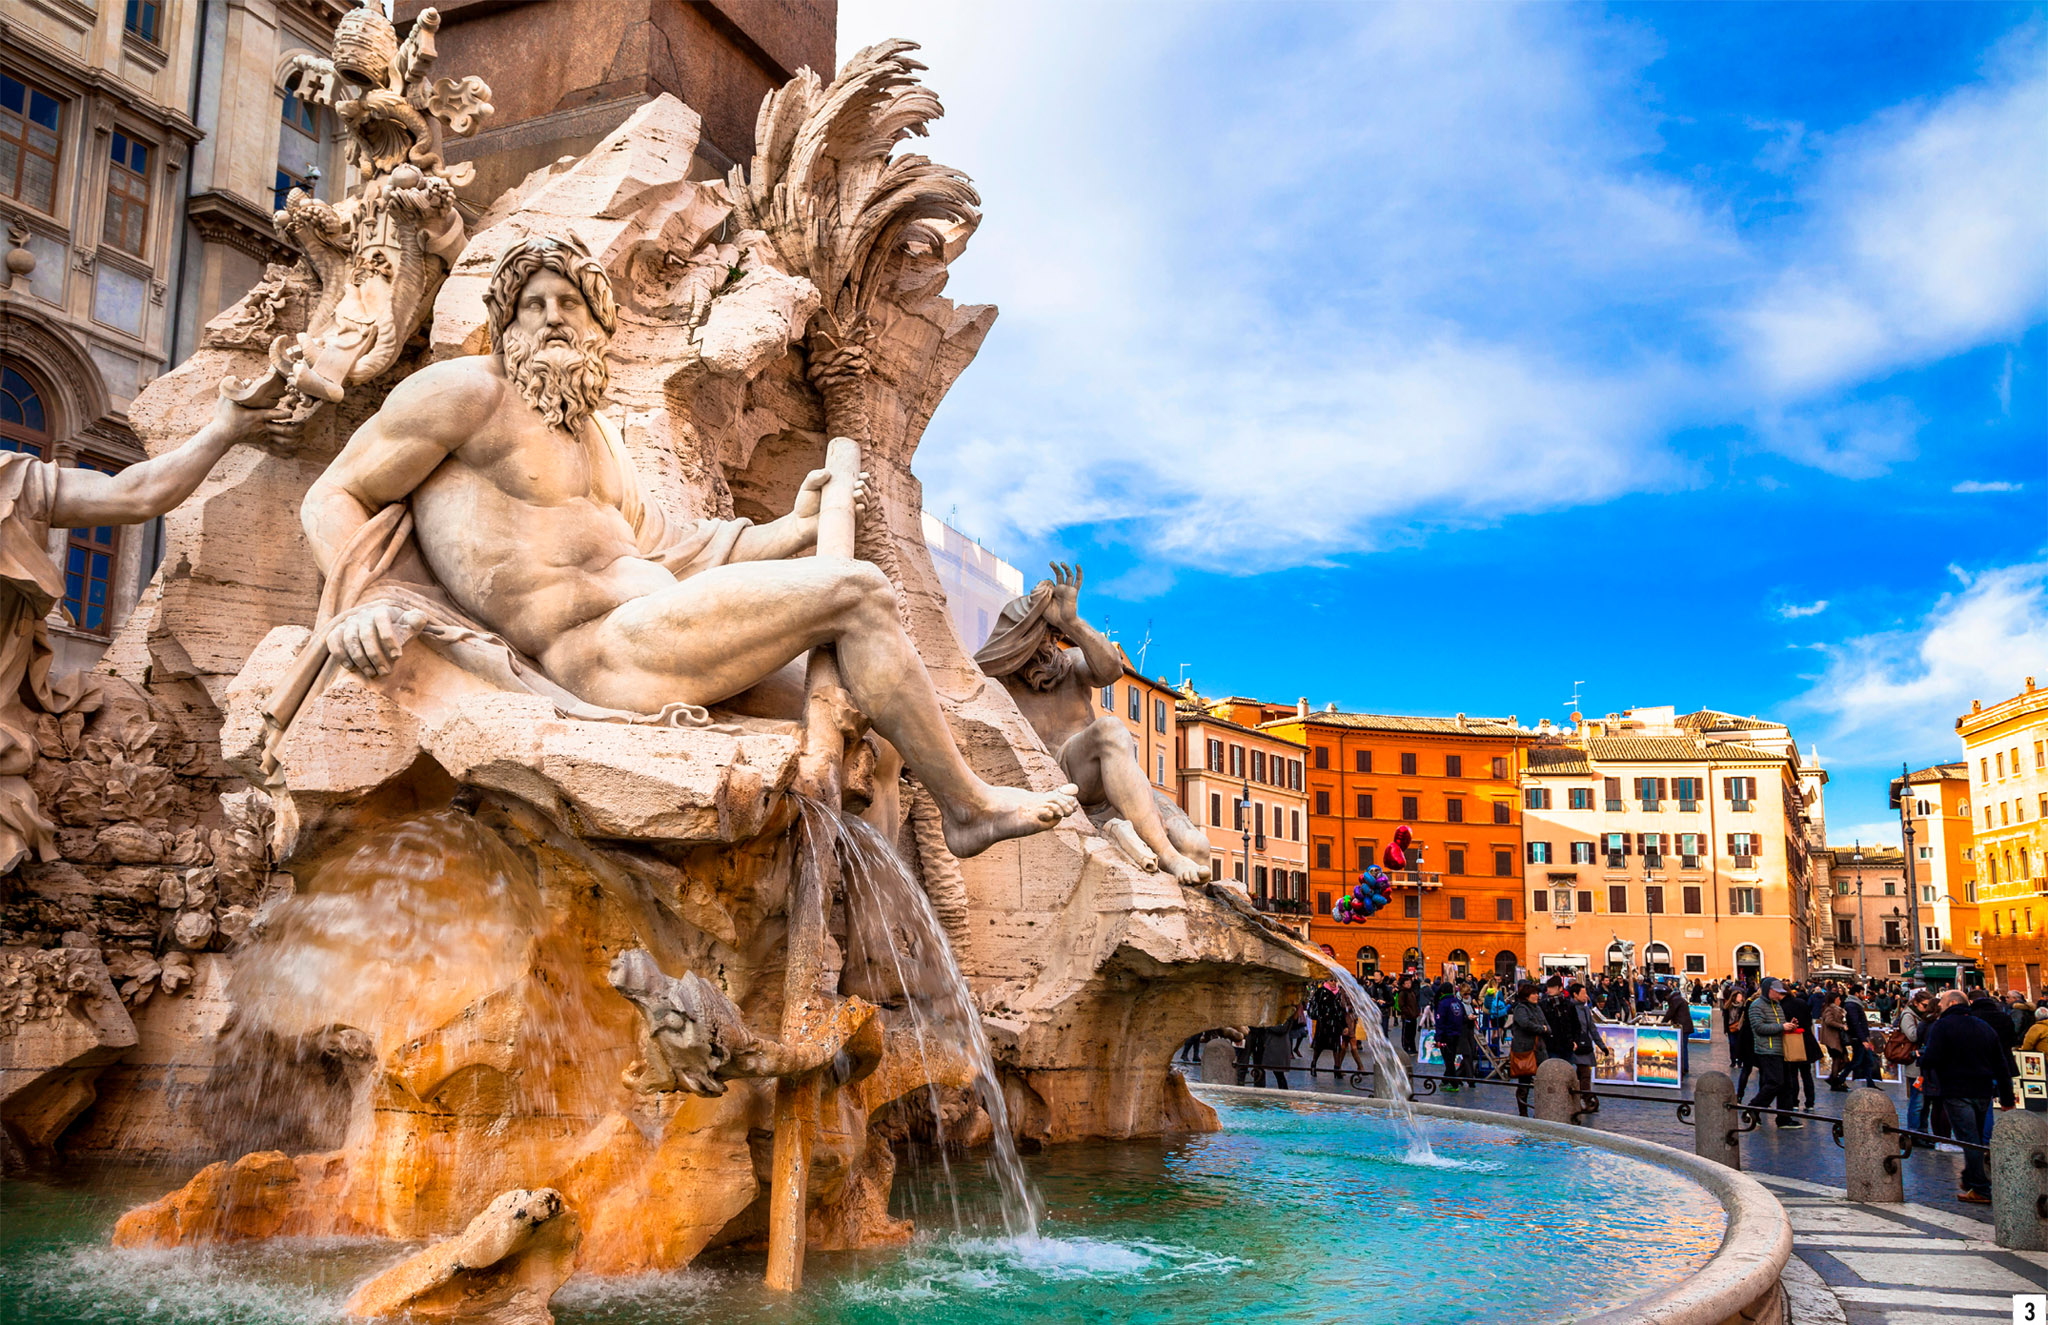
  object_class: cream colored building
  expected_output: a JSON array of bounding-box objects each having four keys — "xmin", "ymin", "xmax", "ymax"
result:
[
  {"xmin": 1521, "ymin": 706, "xmax": 1822, "ymax": 981},
  {"xmin": 3, "ymin": 0, "xmax": 347, "ymax": 676},
  {"xmin": 1176, "ymin": 699, "xmax": 1308, "ymax": 915},
  {"xmin": 1959, "ymin": 677, "xmax": 2048, "ymax": 996},
  {"xmin": 919, "ymin": 510, "xmax": 1024, "ymax": 656}
]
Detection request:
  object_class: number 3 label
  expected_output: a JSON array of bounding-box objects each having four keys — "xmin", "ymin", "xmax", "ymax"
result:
[{"xmin": 2017, "ymin": 1294, "xmax": 2048, "ymax": 1324}]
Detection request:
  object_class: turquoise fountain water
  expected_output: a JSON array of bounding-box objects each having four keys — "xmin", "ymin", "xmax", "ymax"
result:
[{"xmin": 2, "ymin": 1092, "xmax": 1723, "ymax": 1324}]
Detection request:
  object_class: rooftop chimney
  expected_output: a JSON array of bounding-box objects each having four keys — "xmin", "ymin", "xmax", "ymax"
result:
[
  {"xmin": 1456, "ymin": 712, "xmax": 1466, "ymax": 728},
  {"xmin": 1298, "ymin": 697, "xmax": 1308, "ymax": 717},
  {"xmin": 1325, "ymin": 701, "xmax": 1338, "ymax": 713}
]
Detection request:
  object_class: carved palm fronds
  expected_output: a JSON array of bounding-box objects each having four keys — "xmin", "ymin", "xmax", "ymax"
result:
[{"xmin": 726, "ymin": 39, "xmax": 981, "ymax": 428}]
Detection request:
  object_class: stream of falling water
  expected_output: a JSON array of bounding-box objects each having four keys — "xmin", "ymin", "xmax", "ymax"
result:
[{"xmin": 819, "ymin": 804, "xmax": 1043, "ymax": 1240}]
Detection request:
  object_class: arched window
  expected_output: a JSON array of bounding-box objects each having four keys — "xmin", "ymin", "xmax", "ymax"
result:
[
  {"xmin": 1, "ymin": 366, "xmax": 51, "ymax": 457},
  {"xmin": 1401, "ymin": 947, "xmax": 1420, "ymax": 971},
  {"xmin": 1734, "ymin": 944, "xmax": 1762, "ymax": 972},
  {"xmin": 1493, "ymin": 950, "xmax": 1518, "ymax": 977},
  {"xmin": 275, "ymin": 70, "xmax": 325, "ymax": 208},
  {"xmin": 1355, "ymin": 946, "xmax": 1378, "ymax": 977},
  {"xmin": 1646, "ymin": 942, "xmax": 1671, "ymax": 973},
  {"xmin": 1445, "ymin": 948, "xmax": 1470, "ymax": 972}
]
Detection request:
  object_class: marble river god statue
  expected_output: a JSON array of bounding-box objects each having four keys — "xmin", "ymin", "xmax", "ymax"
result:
[
  {"xmin": 977, "ymin": 564, "xmax": 1213, "ymax": 884},
  {"xmin": 269, "ymin": 233, "xmax": 1078, "ymax": 858}
]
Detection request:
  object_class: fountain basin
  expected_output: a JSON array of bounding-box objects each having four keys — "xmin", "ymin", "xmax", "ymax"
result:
[{"xmin": 1, "ymin": 1086, "xmax": 1787, "ymax": 1324}]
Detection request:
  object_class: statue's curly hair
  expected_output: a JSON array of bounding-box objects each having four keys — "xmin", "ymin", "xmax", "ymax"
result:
[{"xmin": 483, "ymin": 233, "xmax": 617, "ymax": 348}]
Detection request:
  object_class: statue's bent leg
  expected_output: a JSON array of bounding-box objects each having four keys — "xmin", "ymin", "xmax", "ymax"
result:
[
  {"xmin": 549, "ymin": 557, "xmax": 1075, "ymax": 857},
  {"xmin": 1070, "ymin": 718, "xmax": 1208, "ymax": 884}
]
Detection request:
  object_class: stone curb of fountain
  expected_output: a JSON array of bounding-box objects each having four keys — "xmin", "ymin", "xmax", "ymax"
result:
[{"xmin": 1194, "ymin": 1083, "xmax": 1793, "ymax": 1325}]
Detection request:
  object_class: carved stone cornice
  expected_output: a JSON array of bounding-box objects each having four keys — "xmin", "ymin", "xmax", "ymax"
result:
[{"xmin": 187, "ymin": 191, "xmax": 295, "ymax": 266}]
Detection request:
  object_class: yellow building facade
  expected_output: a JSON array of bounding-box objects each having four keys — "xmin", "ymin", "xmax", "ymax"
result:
[{"xmin": 1958, "ymin": 677, "xmax": 2048, "ymax": 996}]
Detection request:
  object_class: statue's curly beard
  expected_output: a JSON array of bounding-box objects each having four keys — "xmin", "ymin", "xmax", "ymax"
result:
[
  {"xmin": 501, "ymin": 322, "xmax": 610, "ymax": 433},
  {"xmin": 1019, "ymin": 637, "xmax": 1065, "ymax": 692}
]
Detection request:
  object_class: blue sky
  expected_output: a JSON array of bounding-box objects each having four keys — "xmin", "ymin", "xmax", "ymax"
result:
[{"xmin": 837, "ymin": 2, "xmax": 2048, "ymax": 843}]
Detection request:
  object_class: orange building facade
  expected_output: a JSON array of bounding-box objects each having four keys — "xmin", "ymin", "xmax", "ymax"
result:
[{"xmin": 1263, "ymin": 709, "xmax": 1527, "ymax": 981}]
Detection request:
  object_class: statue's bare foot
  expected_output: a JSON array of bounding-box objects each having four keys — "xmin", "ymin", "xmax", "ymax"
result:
[
  {"xmin": 943, "ymin": 782, "xmax": 1079, "ymax": 859},
  {"xmin": 1158, "ymin": 846, "xmax": 1210, "ymax": 886}
]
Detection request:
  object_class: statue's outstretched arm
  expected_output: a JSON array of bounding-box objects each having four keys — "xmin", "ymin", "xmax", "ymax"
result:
[{"xmin": 48, "ymin": 395, "xmax": 273, "ymax": 528}]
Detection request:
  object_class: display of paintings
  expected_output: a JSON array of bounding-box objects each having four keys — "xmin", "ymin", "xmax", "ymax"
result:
[
  {"xmin": 1689, "ymin": 1004, "xmax": 1713, "ymax": 1042},
  {"xmin": 1416, "ymin": 1028, "xmax": 1441, "ymax": 1066},
  {"xmin": 2025, "ymin": 1080, "xmax": 2048, "ymax": 1102},
  {"xmin": 1634, "ymin": 1026, "xmax": 1682, "ymax": 1087},
  {"xmin": 1593, "ymin": 1024, "xmax": 1637, "ymax": 1085},
  {"xmin": 2019, "ymin": 1051, "xmax": 2046, "ymax": 1081}
]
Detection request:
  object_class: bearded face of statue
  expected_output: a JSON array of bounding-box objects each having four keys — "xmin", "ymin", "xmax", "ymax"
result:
[
  {"xmin": 499, "ymin": 268, "xmax": 611, "ymax": 434},
  {"xmin": 1018, "ymin": 633, "xmax": 1066, "ymax": 692}
]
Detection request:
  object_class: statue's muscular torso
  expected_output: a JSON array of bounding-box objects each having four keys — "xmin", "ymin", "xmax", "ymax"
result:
[{"xmin": 313, "ymin": 354, "xmax": 675, "ymax": 660}]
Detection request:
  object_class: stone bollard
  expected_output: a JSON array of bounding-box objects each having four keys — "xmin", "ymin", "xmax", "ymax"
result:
[
  {"xmin": 1692, "ymin": 1070, "xmax": 1740, "ymax": 1170},
  {"xmin": 1842, "ymin": 1086, "xmax": 1904, "ymax": 1204},
  {"xmin": 1989, "ymin": 1108, "xmax": 2048, "ymax": 1251},
  {"xmin": 1533, "ymin": 1057, "xmax": 1579, "ymax": 1125},
  {"xmin": 1200, "ymin": 1036, "xmax": 1237, "ymax": 1085}
]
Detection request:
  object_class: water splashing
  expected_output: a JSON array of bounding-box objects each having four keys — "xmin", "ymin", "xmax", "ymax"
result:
[{"xmin": 829, "ymin": 807, "xmax": 1043, "ymax": 1239}]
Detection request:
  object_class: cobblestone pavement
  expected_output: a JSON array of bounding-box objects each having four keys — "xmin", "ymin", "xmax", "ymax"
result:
[{"xmin": 1187, "ymin": 1030, "xmax": 2048, "ymax": 1316}]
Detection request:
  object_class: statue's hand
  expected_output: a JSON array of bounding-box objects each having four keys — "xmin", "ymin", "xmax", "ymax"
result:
[
  {"xmin": 792, "ymin": 466, "xmax": 871, "ymax": 524},
  {"xmin": 212, "ymin": 392, "xmax": 285, "ymax": 446},
  {"xmin": 1046, "ymin": 561, "xmax": 1082, "ymax": 626},
  {"xmin": 324, "ymin": 602, "xmax": 413, "ymax": 679}
]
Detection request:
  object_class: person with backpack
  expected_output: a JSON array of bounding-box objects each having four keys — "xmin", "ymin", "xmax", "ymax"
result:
[
  {"xmin": 1483, "ymin": 977, "xmax": 1511, "ymax": 1055},
  {"xmin": 1434, "ymin": 982, "xmax": 1473, "ymax": 1092},
  {"xmin": 1895, "ymin": 988, "xmax": 1936, "ymax": 1140},
  {"xmin": 1723, "ymin": 987, "xmax": 1754, "ymax": 1100},
  {"xmin": 1842, "ymin": 985, "xmax": 1878, "ymax": 1087}
]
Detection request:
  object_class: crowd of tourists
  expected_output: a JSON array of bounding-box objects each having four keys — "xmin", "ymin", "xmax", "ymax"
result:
[{"xmin": 1179, "ymin": 962, "xmax": 2040, "ymax": 1207}]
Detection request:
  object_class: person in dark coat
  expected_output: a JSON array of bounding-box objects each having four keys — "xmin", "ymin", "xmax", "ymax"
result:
[
  {"xmin": 1723, "ymin": 987, "xmax": 1754, "ymax": 1100},
  {"xmin": 1966, "ymin": 988, "xmax": 2019, "ymax": 1145},
  {"xmin": 1250, "ymin": 1006, "xmax": 1297, "ymax": 1089},
  {"xmin": 1434, "ymin": 984, "xmax": 1473, "ymax": 1089},
  {"xmin": 1922, "ymin": 990, "xmax": 2014, "ymax": 1202},
  {"xmin": 1307, "ymin": 979, "xmax": 1346, "ymax": 1073},
  {"xmin": 1540, "ymin": 975, "xmax": 1577, "ymax": 1061},
  {"xmin": 1780, "ymin": 985, "xmax": 1820, "ymax": 1107},
  {"xmin": 1509, "ymin": 981, "xmax": 1548, "ymax": 1116},
  {"xmin": 1397, "ymin": 975, "xmax": 1421, "ymax": 1055},
  {"xmin": 1842, "ymin": 986, "xmax": 1877, "ymax": 1086}
]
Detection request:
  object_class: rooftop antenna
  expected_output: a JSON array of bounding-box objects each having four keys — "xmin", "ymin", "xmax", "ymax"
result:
[
  {"xmin": 1135, "ymin": 620, "xmax": 1153, "ymax": 673},
  {"xmin": 1566, "ymin": 680, "xmax": 1584, "ymax": 713},
  {"xmin": 1178, "ymin": 663, "xmax": 1193, "ymax": 689}
]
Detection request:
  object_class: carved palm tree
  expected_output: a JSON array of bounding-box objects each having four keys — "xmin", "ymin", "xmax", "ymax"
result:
[{"xmin": 726, "ymin": 38, "xmax": 980, "ymax": 595}]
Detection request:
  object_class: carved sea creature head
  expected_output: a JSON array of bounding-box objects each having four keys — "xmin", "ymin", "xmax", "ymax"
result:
[
  {"xmin": 607, "ymin": 949, "xmax": 754, "ymax": 1097},
  {"xmin": 488, "ymin": 235, "xmax": 617, "ymax": 434}
]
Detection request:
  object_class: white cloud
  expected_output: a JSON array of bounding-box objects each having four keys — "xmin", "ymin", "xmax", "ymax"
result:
[
  {"xmin": 1733, "ymin": 26, "xmax": 2048, "ymax": 397},
  {"xmin": 1779, "ymin": 600, "xmax": 1830, "ymax": 619},
  {"xmin": 838, "ymin": 5, "xmax": 2047, "ymax": 570},
  {"xmin": 1793, "ymin": 560, "xmax": 2048, "ymax": 765},
  {"xmin": 1954, "ymin": 480, "xmax": 2024, "ymax": 493}
]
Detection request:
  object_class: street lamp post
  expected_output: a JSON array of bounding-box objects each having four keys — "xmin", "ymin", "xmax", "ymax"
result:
[
  {"xmin": 1412, "ymin": 841, "xmax": 1426, "ymax": 979},
  {"xmin": 1900, "ymin": 762, "xmax": 1923, "ymax": 970},
  {"xmin": 1852, "ymin": 844, "xmax": 1867, "ymax": 978},
  {"xmin": 1239, "ymin": 774, "xmax": 1253, "ymax": 903}
]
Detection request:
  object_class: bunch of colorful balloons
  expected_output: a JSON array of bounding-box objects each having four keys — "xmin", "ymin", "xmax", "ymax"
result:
[{"xmin": 1334, "ymin": 866, "xmax": 1392, "ymax": 923}]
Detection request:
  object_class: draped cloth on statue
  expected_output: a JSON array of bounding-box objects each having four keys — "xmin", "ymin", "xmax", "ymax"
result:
[
  {"xmin": 971, "ymin": 582, "xmax": 1055, "ymax": 678},
  {"xmin": 258, "ymin": 413, "xmax": 751, "ymax": 774},
  {"xmin": 0, "ymin": 452, "xmax": 119, "ymax": 872}
]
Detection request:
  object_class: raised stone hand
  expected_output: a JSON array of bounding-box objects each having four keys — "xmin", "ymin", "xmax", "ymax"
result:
[{"xmin": 1044, "ymin": 561, "xmax": 1082, "ymax": 630}]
